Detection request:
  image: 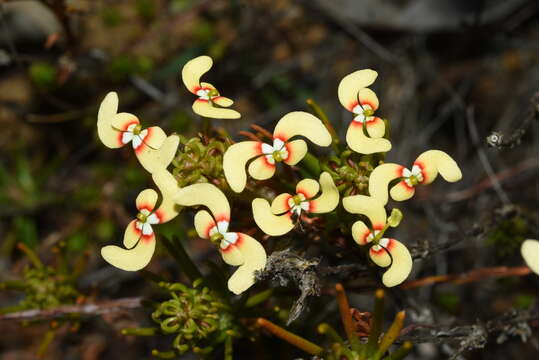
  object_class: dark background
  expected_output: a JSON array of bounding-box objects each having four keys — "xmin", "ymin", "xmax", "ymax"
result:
[{"xmin": 0, "ymin": 0, "xmax": 538, "ymax": 359}]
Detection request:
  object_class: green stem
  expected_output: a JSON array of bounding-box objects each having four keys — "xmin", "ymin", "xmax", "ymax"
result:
[
  {"xmin": 224, "ymin": 336, "xmax": 233, "ymax": 360},
  {"xmin": 306, "ymin": 98, "xmax": 340, "ymax": 153},
  {"xmin": 335, "ymin": 284, "xmax": 363, "ymax": 354},
  {"xmin": 121, "ymin": 327, "xmax": 158, "ymax": 336},
  {"xmin": 367, "ymin": 289, "xmax": 385, "ymax": 355},
  {"xmin": 318, "ymin": 323, "xmax": 345, "ymax": 343},
  {"xmin": 37, "ymin": 329, "xmax": 56, "ymax": 357},
  {"xmin": 257, "ymin": 318, "xmax": 323, "ymax": 356},
  {"xmin": 374, "ymin": 311, "xmax": 406, "ymax": 360},
  {"xmin": 161, "ymin": 236, "xmax": 203, "ymax": 283},
  {"xmin": 299, "ymin": 152, "xmax": 321, "ymax": 177},
  {"xmin": 151, "ymin": 350, "xmax": 176, "ymax": 359},
  {"xmin": 382, "ymin": 341, "xmax": 412, "ymax": 360},
  {"xmin": 245, "ymin": 289, "xmax": 273, "ymax": 308},
  {"xmin": 17, "ymin": 243, "xmax": 43, "ymax": 268}
]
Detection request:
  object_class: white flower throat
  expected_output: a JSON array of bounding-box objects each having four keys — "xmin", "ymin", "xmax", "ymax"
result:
[
  {"xmin": 262, "ymin": 138, "xmax": 289, "ymax": 164},
  {"xmin": 209, "ymin": 220, "xmax": 239, "ymax": 250}
]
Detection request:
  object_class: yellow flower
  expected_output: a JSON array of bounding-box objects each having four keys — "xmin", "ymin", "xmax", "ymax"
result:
[
  {"xmin": 369, "ymin": 150, "xmax": 462, "ymax": 205},
  {"xmin": 181, "ymin": 55, "xmax": 240, "ymax": 119},
  {"xmin": 252, "ymin": 172, "xmax": 339, "ymax": 236},
  {"xmin": 521, "ymin": 239, "xmax": 539, "ymax": 275},
  {"xmin": 101, "ymin": 171, "xmax": 182, "ymax": 271},
  {"xmin": 338, "ymin": 69, "xmax": 391, "ymax": 154},
  {"xmin": 173, "ymin": 183, "xmax": 266, "ymax": 295},
  {"xmin": 223, "ymin": 111, "xmax": 332, "ymax": 193},
  {"xmin": 342, "ymin": 195, "xmax": 412, "ymax": 287},
  {"xmin": 97, "ymin": 92, "xmax": 180, "ymax": 174}
]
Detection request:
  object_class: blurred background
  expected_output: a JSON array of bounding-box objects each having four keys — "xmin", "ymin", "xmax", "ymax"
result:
[{"xmin": 0, "ymin": 0, "xmax": 538, "ymax": 359}]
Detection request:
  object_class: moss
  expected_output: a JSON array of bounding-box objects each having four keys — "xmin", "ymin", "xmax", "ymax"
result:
[{"xmin": 486, "ymin": 216, "xmax": 528, "ymax": 257}]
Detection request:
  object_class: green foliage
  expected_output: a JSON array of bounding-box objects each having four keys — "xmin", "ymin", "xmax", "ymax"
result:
[
  {"xmin": 28, "ymin": 63, "xmax": 57, "ymax": 90},
  {"xmin": 434, "ymin": 290, "xmax": 460, "ymax": 314},
  {"xmin": 172, "ymin": 136, "xmax": 229, "ymax": 189},
  {"xmin": 486, "ymin": 216, "xmax": 528, "ymax": 257},
  {"xmin": 108, "ymin": 55, "xmax": 154, "ymax": 81}
]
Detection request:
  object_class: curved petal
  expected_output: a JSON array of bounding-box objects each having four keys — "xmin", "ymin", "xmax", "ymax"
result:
[
  {"xmin": 152, "ymin": 169, "xmax": 182, "ymax": 223},
  {"xmin": 194, "ymin": 210, "xmax": 216, "ymax": 239},
  {"xmin": 338, "ymin": 69, "xmax": 378, "ymax": 111},
  {"xmin": 221, "ymin": 237, "xmax": 244, "ymax": 266},
  {"xmin": 123, "ymin": 219, "xmax": 142, "ymax": 249},
  {"xmin": 192, "ymin": 100, "xmax": 241, "ymax": 119},
  {"xmin": 296, "ymin": 178, "xmax": 320, "ymax": 200},
  {"xmin": 136, "ymin": 189, "xmax": 159, "ymax": 212},
  {"xmin": 273, "ymin": 111, "xmax": 331, "ymax": 146},
  {"xmin": 283, "ymin": 139, "xmax": 307, "ymax": 165},
  {"xmin": 174, "ymin": 183, "xmax": 230, "ymax": 221},
  {"xmin": 369, "ymin": 239, "xmax": 413, "ymax": 287},
  {"xmin": 357, "ymin": 88, "xmax": 379, "ymax": 111},
  {"xmin": 213, "ymin": 96, "xmax": 234, "ymax": 107},
  {"xmin": 225, "ymin": 233, "xmax": 267, "ymax": 295},
  {"xmin": 351, "ymin": 220, "xmax": 371, "ymax": 246},
  {"xmin": 389, "ymin": 181, "xmax": 415, "ymax": 202},
  {"xmin": 521, "ymin": 239, "xmax": 539, "ymax": 275},
  {"xmin": 252, "ymin": 198, "xmax": 294, "ymax": 236},
  {"xmin": 346, "ymin": 122, "xmax": 392, "ymax": 154},
  {"xmin": 369, "ymin": 163, "xmax": 403, "ymax": 205},
  {"xmin": 366, "ymin": 117, "xmax": 385, "ymax": 138},
  {"xmin": 101, "ymin": 235, "xmax": 156, "ymax": 272},
  {"xmin": 110, "ymin": 112, "xmax": 140, "ymax": 132},
  {"xmin": 97, "ymin": 92, "xmax": 123, "ymax": 148},
  {"xmin": 182, "ymin": 55, "xmax": 213, "ymax": 94},
  {"xmin": 342, "ymin": 195, "xmax": 387, "ymax": 228},
  {"xmin": 309, "ymin": 172, "xmax": 339, "ymax": 214},
  {"xmin": 271, "ymin": 193, "xmax": 293, "ymax": 215},
  {"xmin": 136, "ymin": 134, "xmax": 180, "ymax": 174},
  {"xmin": 141, "ymin": 126, "xmax": 167, "ymax": 150},
  {"xmin": 223, "ymin": 141, "xmax": 263, "ymax": 193},
  {"xmin": 414, "ymin": 150, "xmax": 462, "ymax": 185},
  {"xmin": 247, "ymin": 156, "xmax": 276, "ymax": 180}
]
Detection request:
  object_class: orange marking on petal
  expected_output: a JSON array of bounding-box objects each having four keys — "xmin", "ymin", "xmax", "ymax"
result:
[
  {"xmin": 413, "ymin": 161, "xmax": 427, "ymax": 183},
  {"xmin": 142, "ymin": 234, "xmax": 155, "ymax": 244},
  {"xmin": 361, "ymin": 100, "xmax": 377, "ymax": 111},
  {"xmin": 366, "ymin": 117, "xmax": 381, "ymax": 125},
  {"xmin": 272, "ymin": 133, "xmax": 289, "ymax": 143},
  {"xmin": 370, "ymin": 238, "xmax": 396, "ymax": 254},
  {"xmin": 398, "ymin": 180, "xmax": 414, "ymax": 192},
  {"xmin": 348, "ymin": 100, "xmax": 358, "ymax": 112},
  {"xmin": 214, "ymin": 214, "xmax": 230, "ymax": 223},
  {"xmin": 221, "ymin": 233, "xmax": 244, "ymax": 253}
]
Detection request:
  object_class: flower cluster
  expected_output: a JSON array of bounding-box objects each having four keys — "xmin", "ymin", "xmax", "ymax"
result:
[{"xmin": 97, "ymin": 55, "xmax": 463, "ymax": 296}]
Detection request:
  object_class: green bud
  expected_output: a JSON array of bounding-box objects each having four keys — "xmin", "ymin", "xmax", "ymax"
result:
[{"xmin": 387, "ymin": 208, "xmax": 403, "ymax": 228}]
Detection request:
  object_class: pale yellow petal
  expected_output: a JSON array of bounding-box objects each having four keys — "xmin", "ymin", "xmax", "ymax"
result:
[
  {"xmin": 273, "ymin": 111, "xmax": 331, "ymax": 146},
  {"xmin": 194, "ymin": 210, "xmax": 215, "ymax": 239},
  {"xmin": 338, "ymin": 69, "xmax": 378, "ymax": 111},
  {"xmin": 296, "ymin": 178, "xmax": 320, "ymax": 200},
  {"xmin": 283, "ymin": 139, "xmax": 307, "ymax": 165},
  {"xmin": 342, "ymin": 195, "xmax": 387, "ymax": 228},
  {"xmin": 346, "ymin": 122, "xmax": 392, "ymax": 154},
  {"xmin": 97, "ymin": 92, "xmax": 123, "ymax": 148},
  {"xmin": 182, "ymin": 55, "xmax": 213, "ymax": 94},
  {"xmin": 351, "ymin": 220, "xmax": 371, "ymax": 246},
  {"xmin": 308, "ymin": 172, "xmax": 339, "ymax": 214},
  {"xmin": 141, "ymin": 126, "xmax": 167, "ymax": 149},
  {"xmin": 271, "ymin": 193, "xmax": 293, "ymax": 215},
  {"xmin": 247, "ymin": 156, "xmax": 276, "ymax": 180},
  {"xmin": 252, "ymin": 198, "xmax": 294, "ymax": 236},
  {"xmin": 389, "ymin": 181, "xmax": 415, "ymax": 202},
  {"xmin": 136, "ymin": 189, "xmax": 159, "ymax": 212},
  {"xmin": 357, "ymin": 87, "xmax": 379, "ymax": 111},
  {"xmin": 192, "ymin": 100, "xmax": 241, "ymax": 119},
  {"xmin": 221, "ymin": 238, "xmax": 244, "ymax": 266},
  {"xmin": 521, "ymin": 239, "xmax": 539, "ymax": 275},
  {"xmin": 152, "ymin": 169, "xmax": 182, "ymax": 223},
  {"xmin": 101, "ymin": 235, "xmax": 156, "ymax": 272},
  {"xmin": 370, "ymin": 239, "xmax": 413, "ymax": 287},
  {"xmin": 225, "ymin": 233, "xmax": 267, "ymax": 295},
  {"xmin": 223, "ymin": 141, "xmax": 263, "ymax": 193},
  {"xmin": 366, "ymin": 117, "xmax": 385, "ymax": 138},
  {"xmin": 123, "ymin": 219, "xmax": 143, "ymax": 249},
  {"xmin": 368, "ymin": 163, "xmax": 403, "ymax": 205},
  {"xmin": 415, "ymin": 150, "xmax": 462, "ymax": 185},
  {"xmin": 136, "ymin": 134, "xmax": 180, "ymax": 174},
  {"xmin": 174, "ymin": 183, "xmax": 230, "ymax": 221},
  {"xmin": 213, "ymin": 96, "xmax": 234, "ymax": 107},
  {"xmin": 110, "ymin": 112, "xmax": 140, "ymax": 132}
]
